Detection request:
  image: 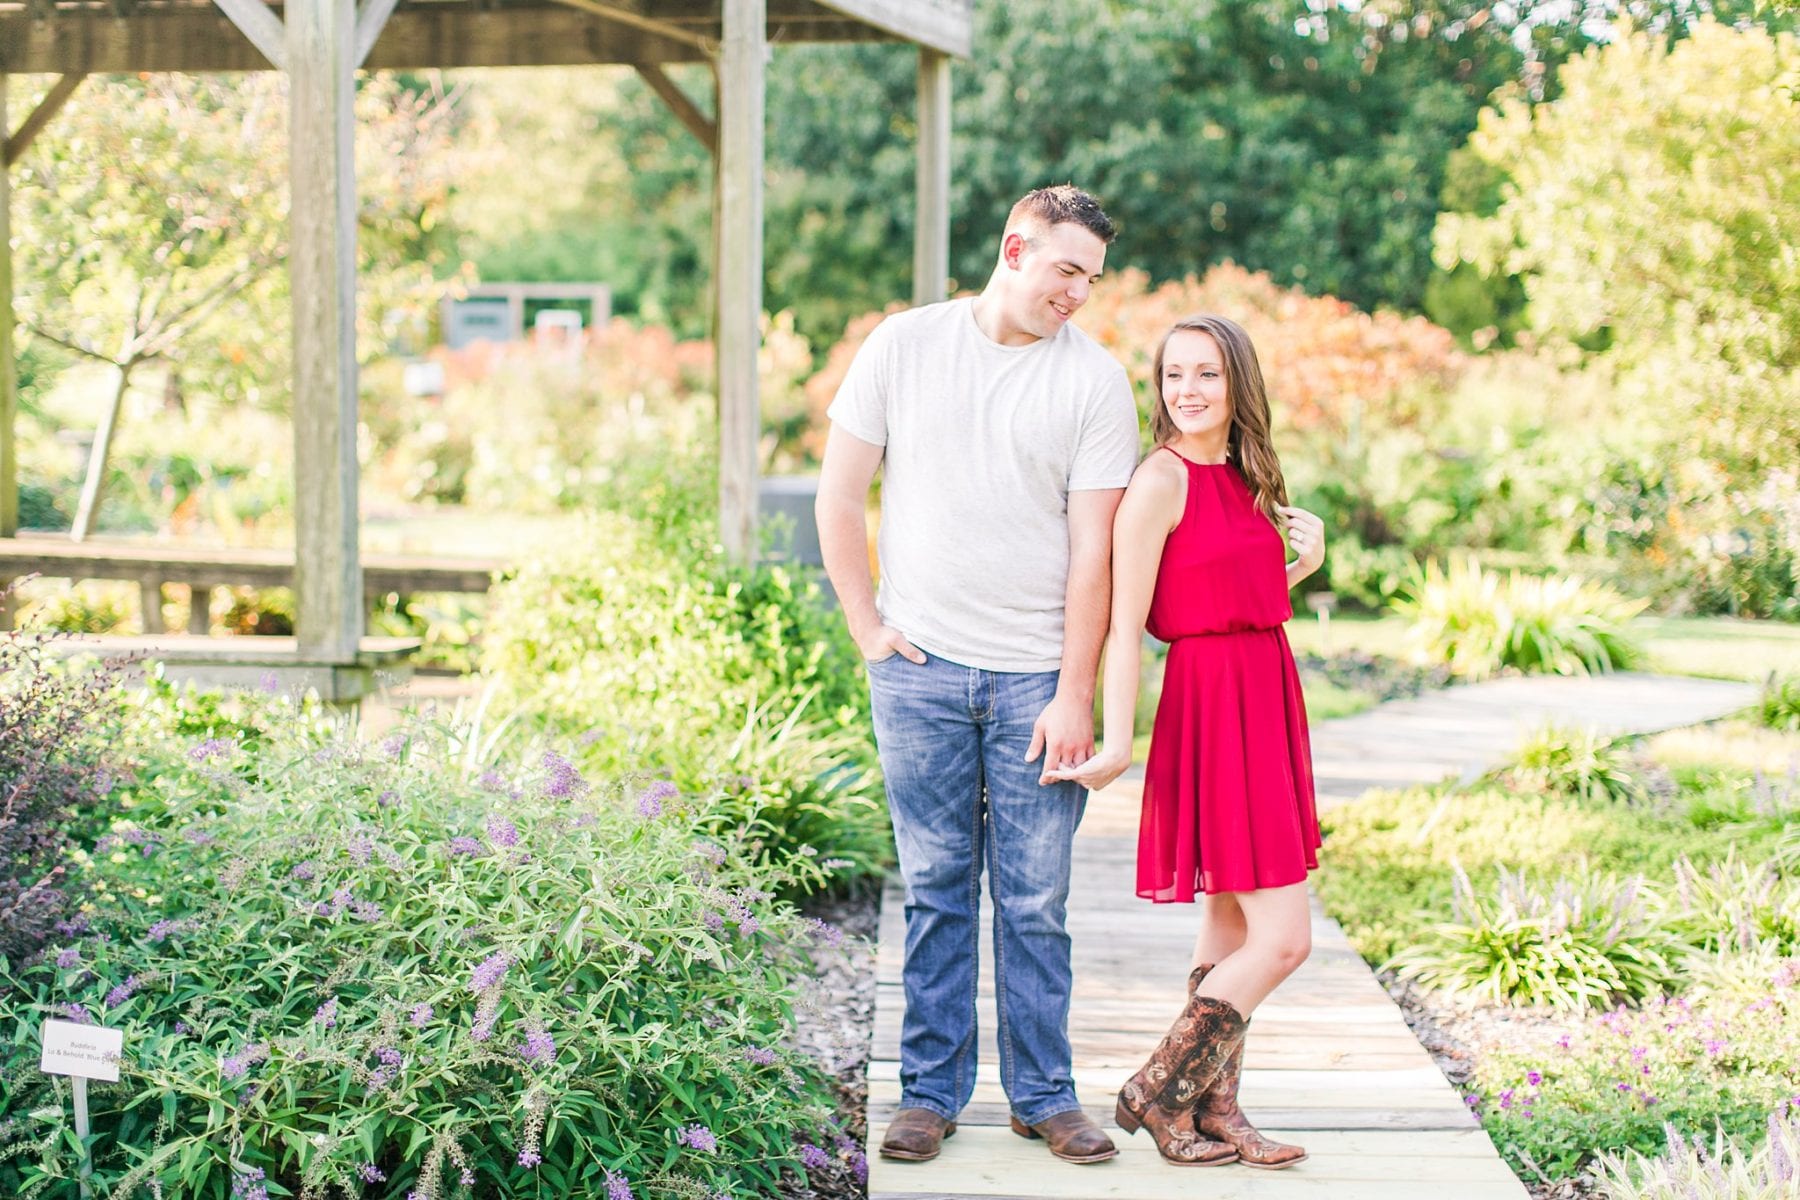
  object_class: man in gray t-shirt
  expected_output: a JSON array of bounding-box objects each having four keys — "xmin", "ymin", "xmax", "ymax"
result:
[{"xmin": 816, "ymin": 186, "xmax": 1139, "ymax": 1165}]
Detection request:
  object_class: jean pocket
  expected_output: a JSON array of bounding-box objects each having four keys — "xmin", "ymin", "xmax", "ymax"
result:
[{"xmin": 864, "ymin": 651, "xmax": 899, "ymax": 668}]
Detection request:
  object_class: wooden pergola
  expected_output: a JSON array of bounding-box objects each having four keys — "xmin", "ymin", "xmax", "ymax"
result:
[{"xmin": 0, "ymin": 0, "xmax": 967, "ymax": 675}]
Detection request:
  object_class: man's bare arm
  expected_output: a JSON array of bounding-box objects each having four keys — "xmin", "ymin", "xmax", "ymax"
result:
[{"xmin": 814, "ymin": 424, "xmax": 924, "ymax": 663}]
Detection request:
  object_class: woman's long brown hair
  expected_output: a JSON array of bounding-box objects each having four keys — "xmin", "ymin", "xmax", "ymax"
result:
[{"xmin": 1148, "ymin": 313, "xmax": 1289, "ymax": 527}]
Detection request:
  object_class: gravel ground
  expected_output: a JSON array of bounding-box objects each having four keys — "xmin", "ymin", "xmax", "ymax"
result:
[
  {"xmin": 781, "ymin": 891, "xmax": 880, "ymax": 1200},
  {"xmin": 1378, "ymin": 970, "xmax": 1602, "ymax": 1200}
]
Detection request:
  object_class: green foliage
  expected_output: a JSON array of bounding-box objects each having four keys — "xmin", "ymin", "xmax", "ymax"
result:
[
  {"xmin": 1435, "ymin": 21, "xmax": 1800, "ymax": 475},
  {"xmin": 1758, "ymin": 675, "xmax": 1800, "ymax": 732},
  {"xmin": 1595, "ymin": 1109, "xmax": 1800, "ymax": 1200},
  {"xmin": 1667, "ymin": 855, "xmax": 1800, "ymax": 958},
  {"xmin": 1509, "ymin": 726, "xmax": 1645, "ymax": 805},
  {"xmin": 22, "ymin": 583, "xmax": 134, "ymax": 635},
  {"xmin": 1471, "ymin": 966, "xmax": 1800, "ymax": 1179},
  {"xmin": 1390, "ymin": 866, "xmax": 1684, "ymax": 1009},
  {"xmin": 1394, "ymin": 557, "xmax": 1648, "ymax": 679},
  {"xmin": 0, "ymin": 711, "xmax": 862, "ymax": 1199}
]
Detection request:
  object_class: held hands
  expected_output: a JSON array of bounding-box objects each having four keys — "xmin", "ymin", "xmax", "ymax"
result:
[
  {"xmin": 1026, "ymin": 692, "xmax": 1095, "ymax": 786},
  {"xmin": 859, "ymin": 624, "xmax": 927, "ymax": 665},
  {"xmin": 1042, "ymin": 745, "xmax": 1132, "ymax": 792},
  {"xmin": 1279, "ymin": 505, "xmax": 1326, "ymax": 575}
]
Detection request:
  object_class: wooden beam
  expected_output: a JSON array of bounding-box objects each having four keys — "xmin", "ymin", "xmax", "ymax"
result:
[
  {"xmin": 634, "ymin": 62, "xmax": 716, "ymax": 154},
  {"xmin": 287, "ymin": 0, "xmax": 361, "ymax": 662},
  {"xmin": 716, "ymin": 0, "xmax": 764, "ymax": 563},
  {"xmin": 353, "ymin": 0, "xmax": 400, "ymax": 66},
  {"xmin": 0, "ymin": 75, "xmax": 15, "ymax": 538},
  {"xmin": 912, "ymin": 47, "xmax": 950, "ymax": 306},
  {"xmin": 211, "ymin": 0, "xmax": 287, "ymax": 69},
  {"xmin": 545, "ymin": 0, "xmax": 712, "ymax": 52},
  {"xmin": 3, "ymin": 73, "xmax": 85, "ymax": 169},
  {"xmin": 812, "ymin": 0, "xmax": 973, "ymax": 58},
  {"xmin": 0, "ymin": 10, "xmax": 709, "ymax": 73}
]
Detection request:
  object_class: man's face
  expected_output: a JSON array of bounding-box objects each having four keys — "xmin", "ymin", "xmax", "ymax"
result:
[{"xmin": 1002, "ymin": 222, "xmax": 1108, "ymax": 341}]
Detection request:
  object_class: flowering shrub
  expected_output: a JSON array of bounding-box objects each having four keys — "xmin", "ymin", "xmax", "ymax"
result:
[
  {"xmin": 0, "ymin": 712, "xmax": 867, "ymax": 1198},
  {"xmin": 1760, "ymin": 675, "xmax": 1800, "ymax": 733},
  {"xmin": 1507, "ymin": 726, "xmax": 1645, "ymax": 806},
  {"xmin": 1470, "ymin": 961, "xmax": 1800, "ymax": 1178}
]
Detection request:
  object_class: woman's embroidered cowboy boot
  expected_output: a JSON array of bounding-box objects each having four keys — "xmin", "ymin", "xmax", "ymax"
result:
[
  {"xmin": 1191, "ymin": 1030, "xmax": 1308, "ymax": 1168},
  {"xmin": 1114, "ymin": 974, "xmax": 1245, "ymax": 1166}
]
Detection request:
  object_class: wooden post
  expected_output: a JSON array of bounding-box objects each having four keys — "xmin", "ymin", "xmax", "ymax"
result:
[
  {"xmin": 287, "ymin": 0, "xmax": 362, "ymax": 662},
  {"xmin": 1, "ymin": 74, "xmax": 17, "ymax": 538},
  {"xmin": 716, "ymin": 0, "xmax": 764, "ymax": 563},
  {"xmin": 913, "ymin": 48, "xmax": 951, "ymax": 308}
]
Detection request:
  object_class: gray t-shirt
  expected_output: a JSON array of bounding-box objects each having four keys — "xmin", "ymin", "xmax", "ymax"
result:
[{"xmin": 827, "ymin": 297, "xmax": 1140, "ymax": 672}]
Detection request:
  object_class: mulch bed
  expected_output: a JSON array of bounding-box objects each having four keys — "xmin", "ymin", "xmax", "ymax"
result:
[{"xmin": 784, "ymin": 891, "xmax": 880, "ymax": 1200}]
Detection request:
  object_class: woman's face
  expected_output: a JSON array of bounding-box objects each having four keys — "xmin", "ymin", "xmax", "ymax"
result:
[{"xmin": 1160, "ymin": 329, "xmax": 1233, "ymax": 441}]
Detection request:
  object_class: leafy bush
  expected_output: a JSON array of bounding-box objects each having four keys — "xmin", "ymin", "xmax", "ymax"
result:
[
  {"xmin": 1595, "ymin": 1108, "xmax": 1800, "ymax": 1200},
  {"xmin": 1759, "ymin": 674, "xmax": 1800, "ymax": 733},
  {"xmin": 1390, "ymin": 866, "xmax": 1683, "ymax": 1010},
  {"xmin": 19, "ymin": 582, "xmax": 136, "ymax": 635},
  {"xmin": 1393, "ymin": 557, "xmax": 1647, "ymax": 680},
  {"xmin": 1508, "ymin": 726, "xmax": 1645, "ymax": 805},
  {"xmin": 0, "ymin": 711, "xmax": 867, "ymax": 1199},
  {"xmin": 1470, "ymin": 960, "xmax": 1800, "ymax": 1178},
  {"xmin": 0, "ymin": 628, "xmax": 122, "ymax": 959},
  {"xmin": 1667, "ymin": 855, "xmax": 1800, "ymax": 959}
]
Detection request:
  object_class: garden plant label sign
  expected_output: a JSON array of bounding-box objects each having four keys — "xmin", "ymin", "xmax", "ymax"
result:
[{"xmin": 40, "ymin": 1019, "xmax": 123, "ymax": 1082}]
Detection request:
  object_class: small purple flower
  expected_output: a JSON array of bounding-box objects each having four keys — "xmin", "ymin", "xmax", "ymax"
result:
[
  {"xmin": 448, "ymin": 836, "xmax": 483, "ymax": 857},
  {"xmin": 259, "ymin": 671, "xmax": 280, "ymax": 694},
  {"xmin": 221, "ymin": 1043, "xmax": 268, "ymax": 1081},
  {"xmin": 1498, "ymin": 1089, "xmax": 1515, "ymax": 1111},
  {"xmin": 541, "ymin": 751, "xmax": 589, "ymax": 799},
  {"xmin": 471, "ymin": 951, "xmax": 509, "ymax": 993},
  {"xmin": 1555, "ymin": 1034, "xmax": 1572, "ymax": 1050},
  {"xmin": 848, "ymin": 1148, "xmax": 868, "ymax": 1183},
  {"xmin": 232, "ymin": 1167, "xmax": 269, "ymax": 1200},
  {"xmin": 637, "ymin": 780, "xmax": 678, "ymax": 818},
  {"xmin": 382, "ymin": 733, "xmax": 408, "ymax": 759},
  {"xmin": 703, "ymin": 911, "xmax": 726, "ymax": 932},
  {"xmin": 604, "ymin": 1169, "xmax": 633, "ymax": 1200},
  {"xmin": 744, "ymin": 1046, "xmax": 777, "ymax": 1066},
  {"xmin": 357, "ymin": 1162, "xmax": 387, "ymax": 1183},
  {"xmin": 518, "ymin": 1148, "xmax": 542, "ymax": 1168},
  {"xmin": 1705, "ymin": 1038, "xmax": 1728, "ymax": 1055},
  {"xmin": 189, "ymin": 738, "xmax": 234, "ymax": 762},
  {"xmin": 55, "ymin": 947, "xmax": 80, "ymax": 969},
  {"xmin": 146, "ymin": 919, "xmax": 178, "ymax": 943},
  {"xmin": 410, "ymin": 1003, "xmax": 434, "ymax": 1027},
  {"xmin": 60, "ymin": 1003, "xmax": 92, "ymax": 1025},
  {"xmin": 486, "ymin": 814, "xmax": 520, "ymax": 849},
  {"xmin": 1526, "ymin": 1070, "xmax": 1542, "ymax": 1087},
  {"xmin": 805, "ymin": 917, "xmax": 845, "ymax": 948},
  {"xmin": 478, "ymin": 769, "xmax": 507, "ymax": 792},
  {"xmin": 677, "ymin": 1124, "xmax": 718, "ymax": 1153},
  {"xmin": 799, "ymin": 1142, "xmax": 830, "ymax": 1170},
  {"xmin": 104, "ymin": 975, "xmax": 140, "ymax": 1009},
  {"xmin": 313, "ymin": 998, "xmax": 338, "ymax": 1028},
  {"xmin": 291, "ymin": 860, "xmax": 317, "ymax": 881},
  {"xmin": 347, "ymin": 836, "xmax": 374, "ymax": 866},
  {"xmin": 519, "ymin": 1028, "xmax": 556, "ymax": 1064}
]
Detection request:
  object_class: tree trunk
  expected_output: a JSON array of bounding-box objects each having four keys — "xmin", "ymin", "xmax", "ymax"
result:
[{"xmin": 70, "ymin": 362, "xmax": 134, "ymax": 542}]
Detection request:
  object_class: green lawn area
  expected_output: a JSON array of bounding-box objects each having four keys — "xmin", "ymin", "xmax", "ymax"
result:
[{"xmin": 1282, "ymin": 611, "xmax": 1800, "ymax": 683}]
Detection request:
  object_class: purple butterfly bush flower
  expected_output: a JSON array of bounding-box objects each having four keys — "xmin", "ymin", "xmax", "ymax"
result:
[
  {"xmin": 517, "ymin": 1148, "xmax": 543, "ymax": 1168},
  {"xmin": 60, "ymin": 1003, "xmax": 92, "ymax": 1025},
  {"xmin": 799, "ymin": 1142, "xmax": 830, "ymax": 1170},
  {"xmin": 221, "ymin": 1043, "xmax": 269, "ymax": 1081},
  {"xmin": 448, "ymin": 836, "xmax": 483, "ymax": 857},
  {"xmin": 677, "ymin": 1124, "xmax": 718, "ymax": 1153},
  {"xmin": 104, "ymin": 975, "xmax": 140, "ymax": 1009},
  {"xmin": 486, "ymin": 814, "xmax": 520, "ymax": 849},
  {"xmin": 519, "ymin": 1028, "xmax": 556, "ymax": 1064},
  {"xmin": 357, "ymin": 1162, "xmax": 386, "ymax": 1183},
  {"xmin": 55, "ymin": 947, "xmax": 79, "ymax": 969},
  {"xmin": 146, "ymin": 918, "xmax": 179, "ymax": 943},
  {"xmin": 744, "ymin": 1046, "xmax": 778, "ymax": 1066},
  {"xmin": 313, "ymin": 997, "xmax": 338, "ymax": 1028},
  {"xmin": 471, "ymin": 951, "xmax": 509, "ymax": 993},
  {"xmin": 231, "ymin": 1167, "xmax": 269, "ymax": 1200},
  {"xmin": 189, "ymin": 738, "xmax": 234, "ymax": 763},
  {"xmin": 410, "ymin": 1002, "xmax": 434, "ymax": 1027},
  {"xmin": 604, "ymin": 1169, "xmax": 634, "ymax": 1200},
  {"xmin": 637, "ymin": 780, "xmax": 678, "ymax": 818},
  {"xmin": 541, "ymin": 750, "xmax": 589, "ymax": 798}
]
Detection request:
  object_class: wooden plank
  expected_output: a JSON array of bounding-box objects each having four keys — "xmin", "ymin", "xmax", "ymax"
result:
[
  {"xmin": 353, "ymin": 0, "xmax": 401, "ymax": 65},
  {"xmin": 634, "ymin": 62, "xmax": 716, "ymax": 153},
  {"xmin": 212, "ymin": 0, "xmax": 287, "ymax": 68},
  {"xmin": 547, "ymin": 0, "xmax": 712, "ymax": 51},
  {"xmin": 3, "ymin": 72, "xmax": 84, "ymax": 167},
  {"xmin": 287, "ymin": 0, "xmax": 362, "ymax": 664},
  {"xmin": 911, "ymin": 47, "xmax": 950, "ymax": 306},
  {"xmin": 0, "ymin": 74, "xmax": 15, "ymax": 540},
  {"xmin": 714, "ymin": 0, "xmax": 763, "ymax": 563},
  {"xmin": 814, "ymin": 0, "xmax": 972, "ymax": 57},
  {"xmin": 0, "ymin": 9, "xmax": 709, "ymax": 73},
  {"xmin": 867, "ymin": 1100, "xmax": 1479, "ymax": 1132}
]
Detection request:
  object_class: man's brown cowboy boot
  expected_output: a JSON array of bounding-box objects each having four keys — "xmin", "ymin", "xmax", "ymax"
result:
[
  {"xmin": 878, "ymin": 1108, "xmax": 957, "ymax": 1162},
  {"xmin": 1114, "ymin": 974, "xmax": 1246, "ymax": 1166},
  {"xmin": 1008, "ymin": 1109, "xmax": 1118, "ymax": 1163}
]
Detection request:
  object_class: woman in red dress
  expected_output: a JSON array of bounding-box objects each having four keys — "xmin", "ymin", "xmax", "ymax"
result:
[{"xmin": 1048, "ymin": 314, "xmax": 1325, "ymax": 1168}]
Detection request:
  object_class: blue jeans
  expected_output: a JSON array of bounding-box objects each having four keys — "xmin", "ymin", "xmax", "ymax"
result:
[{"xmin": 867, "ymin": 649, "xmax": 1087, "ymax": 1125}]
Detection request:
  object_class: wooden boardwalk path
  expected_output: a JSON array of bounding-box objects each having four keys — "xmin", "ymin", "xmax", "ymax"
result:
[{"xmin": 864, "ymin": 670, "xmax": 1756, "ymax": 1199}]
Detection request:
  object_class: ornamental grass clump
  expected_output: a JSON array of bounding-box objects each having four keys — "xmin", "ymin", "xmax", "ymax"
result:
[
  {"xmin": 1393, "ymin": 557, "xmax": 1647, "ymax": 680},
  {"xmin": 1508, "ymin": 725, "xmax": 1646, "ymax": 806},
  {"xmin": 0, "ymin": 710, "xmax": 866, "ymax": 1200},
  {"xmin": 1594, "ymin": 1106, "xmax": 1800, "ymax": 1200},
  {"xmin": 1391, "ymin": 865, "xmax": 1683, "ymax": 1010}
]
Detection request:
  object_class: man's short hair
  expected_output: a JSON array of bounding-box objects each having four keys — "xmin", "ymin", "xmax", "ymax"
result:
[{"xmin": 1006, "ymin": 185, "xmax": 1117, "ymax": 246}]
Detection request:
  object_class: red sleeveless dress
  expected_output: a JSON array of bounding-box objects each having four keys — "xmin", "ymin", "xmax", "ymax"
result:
[{"xmin": 1139, "ymin": 451, "xmax": 1321, "ymax": 901}]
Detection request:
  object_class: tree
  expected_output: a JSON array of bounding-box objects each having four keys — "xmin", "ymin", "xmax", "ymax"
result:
[
  {"xmin": 11, "ymin": 74, "xmax": 474, "ymax": 537},
  {"xmin": 1434, "ymin": 20, "xmax": 1800, "ymax": 471}
]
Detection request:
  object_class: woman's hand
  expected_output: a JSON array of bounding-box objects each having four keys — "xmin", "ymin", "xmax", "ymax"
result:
[
  {"xmin": 1043, "ymin": 745, "xmax": 1132, "ymax": 792},
  {"xmin": 1279, "ymin": 505, "xmax": 1326, "ymax": 576}
]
